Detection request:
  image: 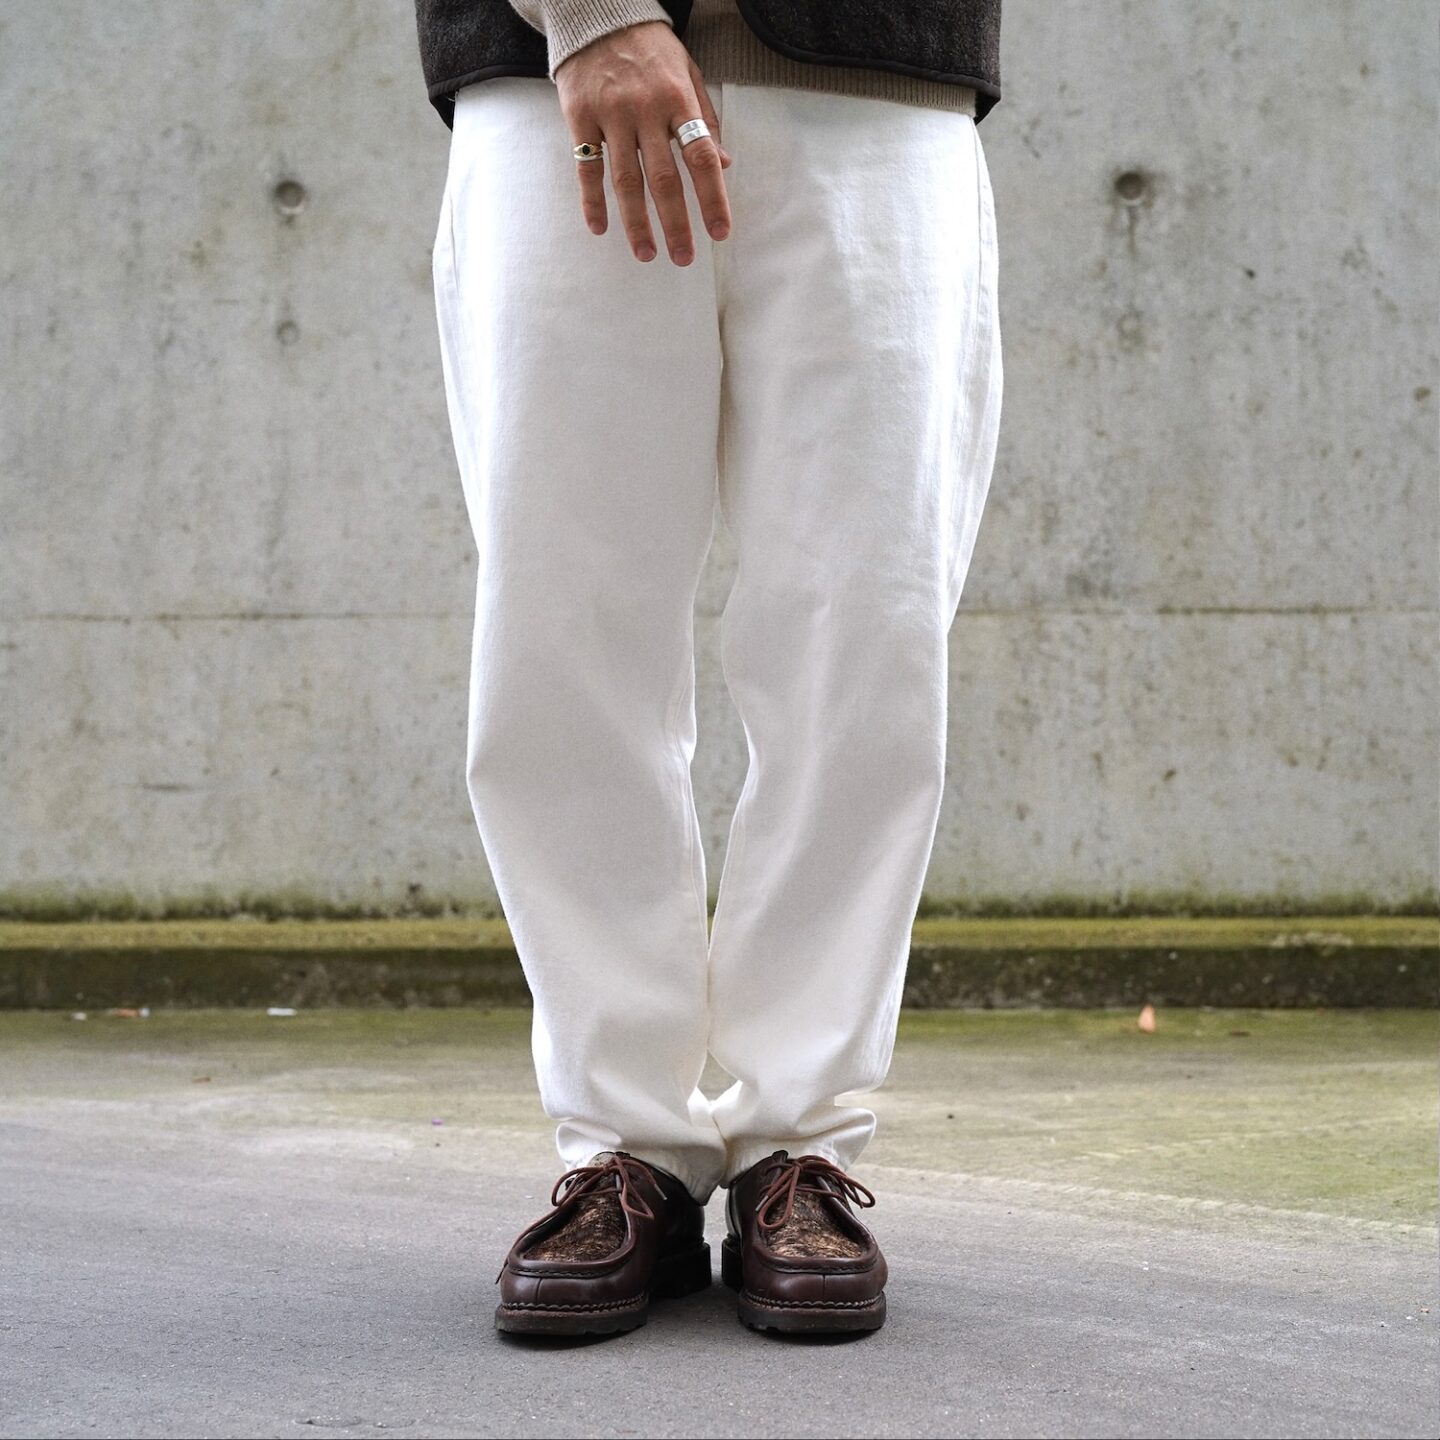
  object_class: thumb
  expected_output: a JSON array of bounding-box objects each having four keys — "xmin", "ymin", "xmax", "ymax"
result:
[{"xmin": 689, "ymin": 60, "xmax": 732, "ymax": 166}]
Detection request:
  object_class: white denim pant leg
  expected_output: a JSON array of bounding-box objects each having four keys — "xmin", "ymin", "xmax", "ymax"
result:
[
  {"xmin": 432, "ymin": 77, "xmax": 1002, "ymax": 1200},
  {"xmin": 704, "ymin": 85, "xmax": 1003, "ymax": 1182},
  {"xmin": 433, "ymin": 77, "xmax": 727, "ymax": 1200}
]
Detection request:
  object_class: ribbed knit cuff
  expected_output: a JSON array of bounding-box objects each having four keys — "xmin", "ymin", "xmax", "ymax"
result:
[{"xmin": 511, "ymin": 0, "xmax": 674, "ymax": 79}]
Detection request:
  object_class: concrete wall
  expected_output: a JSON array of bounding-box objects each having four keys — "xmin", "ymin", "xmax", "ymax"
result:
[{"xmin": 2, "ymin": 1, "xmax": 1435, "ymax": 915}]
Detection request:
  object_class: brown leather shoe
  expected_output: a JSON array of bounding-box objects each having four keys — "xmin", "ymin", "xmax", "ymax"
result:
[
  {"xmin": 495, "ymin": 1151, "xmax": 710, "ymax": 1336},
  {"xmin": 722, "ymin": 1151, "xmax": 887, "ymax": 1333}
]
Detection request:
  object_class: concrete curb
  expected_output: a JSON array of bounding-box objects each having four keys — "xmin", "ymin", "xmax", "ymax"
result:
[{"xmin": 0, "ymin": 917, "xmax": 1434, "ymax": 1009}]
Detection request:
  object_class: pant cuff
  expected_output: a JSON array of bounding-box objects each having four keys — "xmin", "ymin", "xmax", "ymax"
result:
[
  {"xmin": 719, "ymin": 1138, "xmax": 853, "ymax": 1189},
  {"xmin": 611, "ymin": 1147, "xmax": 723, "ymax": 1206}
]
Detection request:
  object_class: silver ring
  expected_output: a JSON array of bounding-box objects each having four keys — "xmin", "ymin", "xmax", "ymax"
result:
[
  {"xmin": 674, "ymin": 118, "xmax": 710, "ymax": 148},
  {"xmin": 573, "ymin": 140, "xmax": 604, "ymax": 163}
]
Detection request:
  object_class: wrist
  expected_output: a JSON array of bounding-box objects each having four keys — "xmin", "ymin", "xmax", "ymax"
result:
[{"xmin": 540, "ymin": 1, "xmax": 673, "ymax": 78}]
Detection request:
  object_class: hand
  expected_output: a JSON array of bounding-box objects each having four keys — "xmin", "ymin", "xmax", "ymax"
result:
[{"xmin": 555, "ymin": 20, "xmax": 732, "ymax": 265}]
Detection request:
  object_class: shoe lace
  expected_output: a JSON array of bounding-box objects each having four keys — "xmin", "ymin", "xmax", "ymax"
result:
[
  {"xmin": 549, "ymin": 1152, "xmax": 657, "ymax": 1224},
  {"xmin": 754, "ymin": 1154, "xmax": 876, "ymax": 1234}
]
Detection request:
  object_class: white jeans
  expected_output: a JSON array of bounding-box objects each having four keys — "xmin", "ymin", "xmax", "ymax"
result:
[{"xmin": 432, "ymin": 77, "xmax": 1002, "ymax": 1201}]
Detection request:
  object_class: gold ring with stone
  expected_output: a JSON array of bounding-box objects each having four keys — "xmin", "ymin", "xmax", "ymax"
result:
[{"xmin": 573, "ymin": 140, "xmax": 604, "ymax": 163}]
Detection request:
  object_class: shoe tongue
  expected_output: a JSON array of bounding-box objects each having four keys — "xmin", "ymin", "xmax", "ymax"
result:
[
  {"xmin": 526, "ymin": 1163, "xmax": 629, "ymax": 1262},
  {"xmin": 565, "ymin": 1156, "xmax": 624, "ymax": 1212}
]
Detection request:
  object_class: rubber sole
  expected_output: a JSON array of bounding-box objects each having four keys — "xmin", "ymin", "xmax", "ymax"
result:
[
  {"xmin": 494, "ymin": 1240, "xmax": 712, "ymax": 1337},
  {"xmin": 720, "ymin": 1235, "xmax": 887, "ymax": 1334}
]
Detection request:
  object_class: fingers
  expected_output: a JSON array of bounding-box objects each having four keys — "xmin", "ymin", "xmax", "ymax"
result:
[
  {"xmin": 605, "ymin": 126, "xmax": 658, "ymax": 262},
  {"xmin": 639, "ymin": 127, "xmax": 694, "ymax": 265},
  {"xmin": 678, "ymin": 70, "xmax": 730, "ymax": 243},
  {"xmin": 563, "ymin": 77, "xmax": 733, "ymax": 264},
  {"xmin": 572, "ymin": 140, "xmax": 609, "ymax": 236}
]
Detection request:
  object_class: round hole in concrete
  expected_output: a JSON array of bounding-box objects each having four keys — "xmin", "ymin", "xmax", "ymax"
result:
[
  {"xmin": 273, "ymin": 179, "xmax": 307, "ymax": 216},
  {"xmin": 1114, "ymin": 170, "xmax": 1149, "ymax": 204}
]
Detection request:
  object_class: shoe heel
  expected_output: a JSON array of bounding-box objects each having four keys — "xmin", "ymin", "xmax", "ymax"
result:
[
  {"xmin": 651, "ymin": 1241, "xmax": 712, "ymax": 1299},
  {"xmin": 720, "ymin": 1235, "xmax": 743, "ymax": 1292}
]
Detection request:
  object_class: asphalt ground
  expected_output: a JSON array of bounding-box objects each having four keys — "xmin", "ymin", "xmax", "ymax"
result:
[{"xmin": 0, "ymin": 1008, "xmax": 1435, "ymax": 1438}]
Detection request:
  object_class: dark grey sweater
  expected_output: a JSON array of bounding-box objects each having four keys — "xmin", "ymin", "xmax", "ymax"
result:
[{"xmin": 414, "ymin": 0, "xmax": 1001, "ymax": 127}]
